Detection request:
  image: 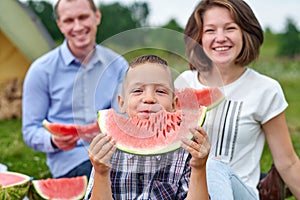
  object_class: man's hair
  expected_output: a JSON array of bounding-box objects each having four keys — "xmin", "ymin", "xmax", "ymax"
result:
[
  {"xmin": 54, "ymin": 0, "xmax": 98, "ymax": 19},
  {"xmin": 184, "ymin": 0, "xmax": 264, "ymax": 71}
]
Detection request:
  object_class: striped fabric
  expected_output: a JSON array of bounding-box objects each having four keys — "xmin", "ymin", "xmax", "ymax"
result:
[{"xmin": 85, "ymin": 148, "xmax": 191, "ymax": 199}]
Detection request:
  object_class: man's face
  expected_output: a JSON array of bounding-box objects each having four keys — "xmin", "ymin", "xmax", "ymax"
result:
[
  {"xmin": 118, "ymin": 63, "xmax": 177, "ymax": 119},
  {"xmin": 56, "ymin": 0, "xmax": 101, "ymax": 56}
]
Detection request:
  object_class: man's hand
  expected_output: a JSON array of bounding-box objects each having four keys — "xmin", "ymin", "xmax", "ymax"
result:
[{"xmin": 52, "ymin": 134, "xmax": 79, "ymax": 151}]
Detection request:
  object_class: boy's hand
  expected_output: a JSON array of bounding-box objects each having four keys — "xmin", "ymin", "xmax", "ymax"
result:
[
  {"xmin": 88, "ymin": 134, "xmax": 116, "ymax": 175},
  {"xmin": 181, "ymin": 127, "xmax": 210, "ymax": 169}
]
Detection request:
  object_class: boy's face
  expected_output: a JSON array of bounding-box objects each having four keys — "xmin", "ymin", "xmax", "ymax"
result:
[{"xmin": 118, "ymin": 63, "xmax": 178, "ymax": 119}]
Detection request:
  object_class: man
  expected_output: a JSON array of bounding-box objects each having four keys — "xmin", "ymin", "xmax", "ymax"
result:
[{"xmin": 22, "ymin": 0, "xmax": 128, "ymax": 179}]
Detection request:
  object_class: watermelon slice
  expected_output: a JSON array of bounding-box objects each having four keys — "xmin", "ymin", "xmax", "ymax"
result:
[
  {"xmin": 175, "ymin": 87, "xmax": 225, "ymax": 111},
  {"xmin": 98, "ymin": 107, "xmax": 207, "ymax": 155},
  {"xmin": 42, "ymin": 88, "xmax": 222, "ymax": 137},
  {"xmin": 43, "ymin": 120, "xmax": 100, "ymax": 137},
  {"xmin": 28, "ymin": 176, "xmax": 87, "ymax": 200},
  {"xmin": 0, "ymin": 171, "xmax": 31, "ymax": 199}
]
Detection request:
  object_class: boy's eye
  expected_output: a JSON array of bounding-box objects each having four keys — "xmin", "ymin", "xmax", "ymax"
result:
[
  {"xmin": 156, "ymin": 89, "xmax": 167, "ymax": 94},
  {"xmin": 132, "ymin": 89, "xmax": 143, "ymax": 93}
]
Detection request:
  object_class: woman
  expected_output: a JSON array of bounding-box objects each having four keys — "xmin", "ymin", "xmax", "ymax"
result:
[{"xmin": 174, "ymin": 0, "xmax": 300, "ymax": 199}]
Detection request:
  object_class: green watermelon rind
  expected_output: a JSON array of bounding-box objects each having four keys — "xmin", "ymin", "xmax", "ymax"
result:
[
  {"xmin": 98, "ymin": 106, "xmax": 207, "ymax": 156},
  {"xmin": 207, "ymin": 94, "xmax": 225, "ymax": 111},
  {"xmin": 30, "ymin": 176, "xmax": 88, "ymax": 200},
  {"xmin": 0, "ymin": 171, "xmax": 31, "ymax": 200}
]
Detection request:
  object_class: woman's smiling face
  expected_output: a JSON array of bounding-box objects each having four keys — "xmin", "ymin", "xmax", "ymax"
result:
[{"xmin": 201, "ymin": 6, "xmax": 243, "ymax": 67}]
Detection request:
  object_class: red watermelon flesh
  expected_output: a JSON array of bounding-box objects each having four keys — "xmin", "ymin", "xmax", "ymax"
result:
[
  {"xmin": 31, "ymin": 176, "xmax": 87, "ymax": 200},
  {"xmin": 0, "ymin": 171, "xmax": 31, "ymax": 199},
  {"xmin": 0, "ymin": 172, "xmax": 30, "ymax": 188},
  {"xmin": 43, "ymin": 120, "xmax": 100, "ymax": 137},
  {"xmin": 175, "ymin": 87, "xmax": 225, "ymax": 111},
  {"xmin": 98, "ymin": 107, "xmax": 207, "ymax": 155},
  {"xmin": 0, "ymin": 172, "xmax": 30, "ymax": 187}
]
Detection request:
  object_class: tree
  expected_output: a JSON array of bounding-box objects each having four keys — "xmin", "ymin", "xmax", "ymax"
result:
[
  {"xmin": 162, "ymin": 18, "xmax": 183, "ymax": 33},
  {"xmin": 97, "ymin": 2, "xmax": 149, "ymax": 43},
  {"xmin": 26, "ymin": 0, "xmax": 63, "ymax": 42},
  {"xmin": 277, "ymin": 18, "xmax": 300, "ymax": 58}
]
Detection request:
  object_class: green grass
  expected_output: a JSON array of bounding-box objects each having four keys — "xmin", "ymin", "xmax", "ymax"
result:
[{"xmin": 0, "ymin": 119, "xmax": 51, "ymax": 179}]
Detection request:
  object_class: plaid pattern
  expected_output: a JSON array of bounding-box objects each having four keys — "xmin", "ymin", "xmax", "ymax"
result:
[{"xmin": 85, "ymin": 148, "xmax": 191, "ymax": 200}]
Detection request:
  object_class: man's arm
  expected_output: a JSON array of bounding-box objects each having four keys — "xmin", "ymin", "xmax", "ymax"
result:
[{"xmin": 22, "ymin": 64, "xmax": 57, "ymax": 153}]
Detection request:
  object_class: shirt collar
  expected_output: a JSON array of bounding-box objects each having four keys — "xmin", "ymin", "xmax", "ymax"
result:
[
  {"xmin": 60, "ymin": 40, "xmax": 102, "ymax": 67},
  {"xmin": 60, "ymin": 40, "xmax": 76, "ymax": 66}
]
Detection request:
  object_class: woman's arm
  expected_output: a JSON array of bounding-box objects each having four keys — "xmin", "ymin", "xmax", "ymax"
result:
[{"xmin": 263, "ymin": 111, "xmax": 300, "ymax": 198}]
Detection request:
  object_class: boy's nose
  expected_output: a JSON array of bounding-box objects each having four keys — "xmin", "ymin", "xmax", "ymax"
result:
[{"xmin": 142, "ymin": 92, "xmax": 156, "ymax": 104}]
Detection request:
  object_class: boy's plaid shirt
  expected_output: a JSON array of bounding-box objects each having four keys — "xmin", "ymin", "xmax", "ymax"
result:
[{"xmin": 85, "ymin": 148, "xmax": 192, "ymax": 199}]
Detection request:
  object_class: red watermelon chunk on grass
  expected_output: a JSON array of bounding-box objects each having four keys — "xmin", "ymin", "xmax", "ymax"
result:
[
  {"xmin": 29, "ymin": 176, "xmax": 88, "ymax": 200},
  {"xmin": 0, "ymin": 171, "xmax": 31, "ymax": 199}
]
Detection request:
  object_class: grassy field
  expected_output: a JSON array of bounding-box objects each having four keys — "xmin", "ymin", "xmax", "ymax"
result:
[{"xmin": 0, "ymin": 37, "xmax": 299, "ymax": 199}]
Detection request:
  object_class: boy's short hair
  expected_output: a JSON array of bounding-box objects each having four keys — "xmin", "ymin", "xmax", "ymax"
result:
[
  {"xmin": 129, "ymin": 54, "xmax": 168, "ymax": 68},
  {"xmin": 122, "ymin": 54, "xmax": 174, "ymax": 93}
]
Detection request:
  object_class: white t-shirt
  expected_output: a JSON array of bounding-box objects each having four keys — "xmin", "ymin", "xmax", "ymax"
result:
[{"xmin": 174, "ymin": 68, "xmax": 288, "ymax": 192}]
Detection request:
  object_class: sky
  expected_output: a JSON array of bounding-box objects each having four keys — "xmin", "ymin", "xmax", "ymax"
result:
[{"xmin": 23, "ymin": 0, "xmax": 300, "ymax": 33}]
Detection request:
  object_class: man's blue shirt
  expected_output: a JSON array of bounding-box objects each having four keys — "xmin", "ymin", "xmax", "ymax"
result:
[{"xmin": 22, "ymin": 40, "xmax": 128, "ymax": 177}]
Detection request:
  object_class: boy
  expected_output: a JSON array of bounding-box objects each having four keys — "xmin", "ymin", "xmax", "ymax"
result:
[{"xmin": 86, "ymin": 55, "xmax": 210, "ymax": 199}]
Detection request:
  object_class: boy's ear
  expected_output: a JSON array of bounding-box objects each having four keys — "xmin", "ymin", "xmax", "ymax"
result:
[
  {"xmin": 172, "ymin": 95, "xmax": 179, "ymax": 111},
  {"xmin": 118, "ymin": 94, "xmax": 126, "ymax": 114}
]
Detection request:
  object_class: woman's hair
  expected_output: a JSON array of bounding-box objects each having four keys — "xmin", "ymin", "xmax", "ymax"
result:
[
  {"xmin": 184, "ymin": 0, "xmax": 264, "ymax": 71},
  {"xmin": 54, "ymin": 0, "xmax": 98, "ymax": 19}
]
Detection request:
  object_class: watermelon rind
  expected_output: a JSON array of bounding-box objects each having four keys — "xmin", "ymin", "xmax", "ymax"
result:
[
  {"xmin": 0, "ymin": 171, "xmax": 31, "ymax": 200},
  {"xmin": 29, "ymin": 176, "xmax": 87, "ymax": 200},
  {"xmin": 98, "ymin": 106, "xmax": 207, "ymax": 156},
  {"xmin": 207, "ymin": 94, "xmax": 225, "ymax": 111}
]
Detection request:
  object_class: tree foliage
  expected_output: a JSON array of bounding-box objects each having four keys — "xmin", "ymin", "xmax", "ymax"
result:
[
  {"xmin": 162, "ymin": 18, "xmax": 183, "ymax": 33},
  {"xmin": 97, "ymin": 2, "xmax": 149, "ymax": 43},
  {"xmin": 26, "ymin": 0, "xmax": 63, "ymax": 42},
  {"xmin": 277, "ymin": 18, "xmax": 300, "ymax": 58}
]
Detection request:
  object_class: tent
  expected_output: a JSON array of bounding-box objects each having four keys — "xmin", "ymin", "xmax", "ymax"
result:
[
  {"xmin": 0, "ymin": 0, "xmax": 55, "ymax": 119},
  {"xmin": 0, "ymin": 0, "xmax": 55, "ymax": 84}
]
